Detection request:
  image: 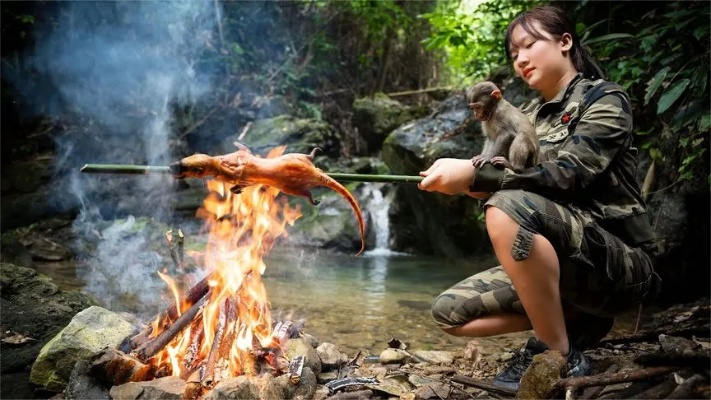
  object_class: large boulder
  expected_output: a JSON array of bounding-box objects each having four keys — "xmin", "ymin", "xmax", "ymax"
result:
[
  {"xmin": 381, "ymin": 91, "xmax": 490, "ymax": 257},
  {"xmin": 30, "ymin": 306, "xmax": 136, "ymax": 393},
  {"xmin": 352, "ymin": 93, "xmax": 428, "ymax": 153},
  {"xmin": 223, "ymin": 114, "xmax": 341, "ymax": 158},
  {"xmin": 0, "ymin": 263, "xmax": 98, "ymax": 398}
]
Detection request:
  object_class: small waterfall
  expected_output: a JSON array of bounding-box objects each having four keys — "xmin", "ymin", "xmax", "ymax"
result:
[{"xmin": 362, "ymin": 183, "xmax": 401, "ymax": 256}]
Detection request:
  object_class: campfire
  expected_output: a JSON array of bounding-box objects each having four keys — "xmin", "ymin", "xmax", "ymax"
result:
[{"xmin": 93, "ymin": 147, "xmax": 313, "ymax": 397}]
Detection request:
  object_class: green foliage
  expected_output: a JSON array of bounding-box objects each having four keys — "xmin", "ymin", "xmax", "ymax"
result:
[
  {"xmin": 587, "ymin": 2, "xmax": 710, "ymax": 184},
  {"xmin": 420, "ymin": 0, "xmax": 539, "ymax": 84}
]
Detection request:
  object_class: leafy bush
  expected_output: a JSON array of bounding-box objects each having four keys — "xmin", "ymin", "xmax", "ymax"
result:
[
  {"xmin": 585, "ymin": 2, "xmax": 710, "ymax": 184},
  {"xmin": 420, "ymin": 0, "xmax": 539, "ymax": 84}
]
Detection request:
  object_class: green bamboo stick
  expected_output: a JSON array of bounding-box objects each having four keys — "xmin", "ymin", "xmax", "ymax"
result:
[{"xmin": 80, "ymin": 163, "xmax": 424, "ymax": 184}]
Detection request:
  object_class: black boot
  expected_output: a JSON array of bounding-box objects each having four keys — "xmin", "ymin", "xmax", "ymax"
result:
[
  {"xmin": 565, "ymin": 344, "xmax": 591, "ymax": 377},
  {"xmin": 492, "ymin": 337, "xmax": 548, "ymax": 391},
  {"xmin": 492, "ymin": 337, "xmax": 592, "ymax": 392}
]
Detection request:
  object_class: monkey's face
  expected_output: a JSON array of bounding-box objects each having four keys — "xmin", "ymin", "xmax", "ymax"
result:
[
  {"xmin": 468, "ymin": 98, "xmax": 496, "ymax": 121},
  {"xmin": 466, "ymin": 82, "xmax": 501, "ymax": 122}
]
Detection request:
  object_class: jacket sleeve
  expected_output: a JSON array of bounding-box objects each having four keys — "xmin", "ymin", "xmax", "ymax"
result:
[{"xmin": 470, "ymin": 91, "xmax": 632, "ymax": 201}]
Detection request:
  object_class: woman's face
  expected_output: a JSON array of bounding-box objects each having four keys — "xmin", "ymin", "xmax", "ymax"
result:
[{"xmin": 508, "ymin": 21, "xmax": 575, "ymax": 100}]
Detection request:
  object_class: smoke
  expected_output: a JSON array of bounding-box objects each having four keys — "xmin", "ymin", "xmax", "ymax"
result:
[{"xmin": 22, "ymin": 1, "xmax": 219, "ymax": 313}]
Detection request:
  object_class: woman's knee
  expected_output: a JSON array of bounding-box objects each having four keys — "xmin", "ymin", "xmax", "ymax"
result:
[
  {"xmin": 485, "ymin": 206, "xmax": 519, "ymax": 244},
  {"xmin": 430, "ymin": 294, "xmax": 462, "ymax": 330}
]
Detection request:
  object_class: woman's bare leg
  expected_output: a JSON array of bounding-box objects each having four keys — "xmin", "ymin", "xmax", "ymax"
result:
[
  {"xmin": 485, "ymin": 206, "xmax": 569, "ymax": 354},
  {"xmin": 444, "ymin": 314, "xmax": 532, "ymax": 337}
]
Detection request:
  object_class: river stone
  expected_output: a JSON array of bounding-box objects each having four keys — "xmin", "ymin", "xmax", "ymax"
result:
[
  {"xmin": 316, "ymin": 342, "xmax": 344, "ymax": 369},
  {"xmin": 379, "ymin": 348, "xmax": 410, "ymax": 364},
  {"xmin": 30, "ymin": 306, "xmax": 136, "ymax": 392},
  {"xmin": 110, "ymin": 375, "xmax": 185, "ymax": 400},
  {"xmin": 411, "ymin": 350, "xmax": 455, "ymax": 365},
  {"xmin": 204, "ymin": 376, "xmax": 260, "ymax": 400},
  {"xmin": 292, "ymin": 366, "xmax": 317, "ymax": 400},
  {"xmin": 285, "ymin": 338, "xmax": 322, "ymax": 375}
]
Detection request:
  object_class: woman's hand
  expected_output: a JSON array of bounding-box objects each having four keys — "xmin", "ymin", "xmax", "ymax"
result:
[{"xmin": 418, "ymin": 158, "xmax": 476, "ymax": 195}]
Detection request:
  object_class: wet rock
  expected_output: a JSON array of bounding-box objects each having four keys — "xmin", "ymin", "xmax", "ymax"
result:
[
  {"xmin": 30, "ymin": 306, "xmax": 136, "ymax": 392},
  {"xmin": 516, "ymin": 351, "xmax": 566, "ymax": 400},
  {"xmin": 0, "ymin": 263, "xmax": 97, "ymax": 380}
]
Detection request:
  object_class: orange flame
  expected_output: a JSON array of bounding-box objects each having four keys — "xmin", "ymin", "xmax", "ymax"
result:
[{"xmin": 150, "ymin": 146, "xmax": 301, "ymax": 381}]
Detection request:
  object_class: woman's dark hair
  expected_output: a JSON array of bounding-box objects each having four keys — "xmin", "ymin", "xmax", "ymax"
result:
[{"xmin": 504, "ymin": 5, "xmax": 605, "ymax": 80}]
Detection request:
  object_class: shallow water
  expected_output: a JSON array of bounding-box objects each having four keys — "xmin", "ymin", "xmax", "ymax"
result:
[{"xmin": 263, "ymin": 248, "xmax": 502, "ymax": 355}]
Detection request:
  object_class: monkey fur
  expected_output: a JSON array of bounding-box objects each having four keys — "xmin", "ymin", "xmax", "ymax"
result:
[{"xmin": 466, "ymin": 81, "xmax": 539, "ymax": 172}]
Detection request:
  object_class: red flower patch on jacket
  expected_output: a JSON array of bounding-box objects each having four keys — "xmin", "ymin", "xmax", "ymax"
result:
[{"xmin": 561, "ymin": 112, "xmax": 572, "ymax": 124}]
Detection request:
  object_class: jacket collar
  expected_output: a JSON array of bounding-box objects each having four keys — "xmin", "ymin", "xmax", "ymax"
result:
[{"xmin": 546, "ymin": 72, "xmax": 585, "ymax": 105}]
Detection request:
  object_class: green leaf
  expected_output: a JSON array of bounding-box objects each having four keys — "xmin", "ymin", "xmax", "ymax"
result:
[
  {"xmin": 657, "ymin": 78, "xmax": 690, "ymax": 115},
  {"xmin": 693, "ymin": 24, "xmax": 708, "ymax": 40},
  {"xmin": 699, "ymin": 114, "xmax": 711, "ymax": 131},
  {"xmin": 644, "ymin": 67, "xmax": 670, "ymax": 106},
  {"xmin": 583, "ymin": 33, "xmax": 634, "ymax": 46}
]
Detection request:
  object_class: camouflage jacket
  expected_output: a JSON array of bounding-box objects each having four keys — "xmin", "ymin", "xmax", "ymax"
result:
[{"xmin": 471, "ymin": 73, "xmax": 656, "ymax": 246}]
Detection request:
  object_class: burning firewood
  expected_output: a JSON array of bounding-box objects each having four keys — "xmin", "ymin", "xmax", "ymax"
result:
[
  {"xmin": 124, "ymin": 272, "xmax": 213, "ymax": 351},
  {"xmin": 89, "ymin": 347, "xmax": 153, "ymax": 386},
  {"xmin": 133, "ymin": 294, "xmax": 209, "ymax": 361}
]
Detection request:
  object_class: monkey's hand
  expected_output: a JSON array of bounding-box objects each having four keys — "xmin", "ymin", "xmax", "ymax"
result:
[
  {"xmin": 490, "ymin": 156, "xmax": 511, "ymax": 170},
  {"xmin": 471, "ymin": 155, "xmax": 490, "ymax": 168}
]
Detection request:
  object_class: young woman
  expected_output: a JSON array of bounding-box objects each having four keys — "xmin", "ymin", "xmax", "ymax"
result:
[{"xmin": 418, "ymin": 5, "xmax": 660, "ymax": 391}]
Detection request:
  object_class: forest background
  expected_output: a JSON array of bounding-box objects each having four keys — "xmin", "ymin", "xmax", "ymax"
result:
[{"xmin": 1, "ymin": 0, "xmax": 709, "ymax": 305}]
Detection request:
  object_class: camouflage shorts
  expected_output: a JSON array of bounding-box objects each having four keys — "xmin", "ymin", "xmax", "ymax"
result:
[{"xmin": 431, "ymin": 189, "xmax": 658, "ymax": 329}]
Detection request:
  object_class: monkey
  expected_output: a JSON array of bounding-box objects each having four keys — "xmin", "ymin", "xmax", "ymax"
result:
[{"xmin": 466, "ymin": 81, "xmax": 539, "ymax": 172}]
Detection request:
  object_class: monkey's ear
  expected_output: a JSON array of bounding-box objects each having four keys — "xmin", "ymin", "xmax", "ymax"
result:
[{"xmin": 491, "ymin": 89, "xmax": 502, "ymax": 101}]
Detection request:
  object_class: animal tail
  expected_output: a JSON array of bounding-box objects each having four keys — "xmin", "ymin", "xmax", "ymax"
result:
[{"xmin": 323, "ymin": 176, "xmax": 366, "ymax": 256}]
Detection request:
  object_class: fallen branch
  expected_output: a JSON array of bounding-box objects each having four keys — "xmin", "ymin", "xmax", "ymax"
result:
[
  {"xmin": 626, "ymin": 378, "xmax": 676, "ymax": 399},
  {"xmin": 579, "ymin": 364, "xmax": 619, "ymax": 399},
  {"xmin": 554, "ymin": 366, "xmax": 681, "ymax": 390},
  {"xmin": 666, "ymin": 373, "xmax": 707, "ymax": 399},
  {"xmin": 598, "ymin": 327, "xmax": 710, "ymax": 346},
  {"xmin": 385, "ymin": 86, "xmax": 453, "ymax": 97},
  {"xmin": 450, "ymin": 375, "xmax": 517, "ymax": 397}
]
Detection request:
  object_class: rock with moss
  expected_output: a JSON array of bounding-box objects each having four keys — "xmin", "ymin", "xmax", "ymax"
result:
[
  {"xmin": 352, "ymin": 93, "xmax": 428, "ymax": 152},
  {"xmin": 224, "ymin": 114, "xmax": 340, "ymax": 158},
  {"xmin": 380, "ymin": 92, "xmax": 489, "ymax": 257},
  {"xmin": 30, "ymin": 306, "xmax": 136, "ymax": 393},
  {"xmin": 0, "ymin": 264, "xmax": 98, "ymax": 377}
]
